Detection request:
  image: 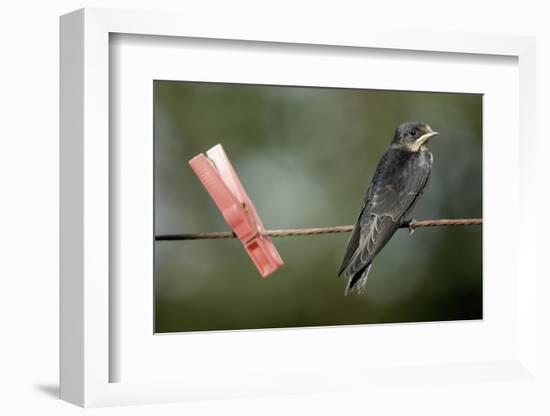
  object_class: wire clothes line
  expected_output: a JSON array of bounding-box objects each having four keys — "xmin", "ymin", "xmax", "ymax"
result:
[{"xmin": 155, "ymin": 218, "xmax": 482, "ymax": 241}]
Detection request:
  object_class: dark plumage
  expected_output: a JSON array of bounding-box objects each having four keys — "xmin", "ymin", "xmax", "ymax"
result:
[{"xmin": 338, "ymin": 121, "xmax": 438, "ymax": 294}]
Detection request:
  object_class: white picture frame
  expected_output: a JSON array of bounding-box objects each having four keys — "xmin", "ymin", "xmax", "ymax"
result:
[{"xmin": 60, "ymin": 7, "xmax": 537, "ymax": 408}]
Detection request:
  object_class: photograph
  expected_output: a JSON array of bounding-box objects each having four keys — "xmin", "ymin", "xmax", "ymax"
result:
[{"xmin": 153, "ymin": 80, "xmax": 483, "ymax": 333}]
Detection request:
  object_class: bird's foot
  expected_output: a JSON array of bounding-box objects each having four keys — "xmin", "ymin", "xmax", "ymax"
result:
[{"xmin": 407, "ymin": 219, "xmax": 416, "ymax": 235}]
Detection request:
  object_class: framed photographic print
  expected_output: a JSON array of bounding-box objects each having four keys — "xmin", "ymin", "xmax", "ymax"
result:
[{"xmin": 60, "ymin": 8, "xmax": 538, "ymax": 407}]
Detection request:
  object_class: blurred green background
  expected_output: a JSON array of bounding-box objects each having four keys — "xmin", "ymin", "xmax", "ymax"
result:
[{"xmin": 154, "ymin": 81, "xmax": 482, "ymax": 333}]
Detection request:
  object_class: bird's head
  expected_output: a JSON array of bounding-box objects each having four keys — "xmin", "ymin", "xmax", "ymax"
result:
[{"xmin": 391, "ymin": 121, "xmax": 439, "ymax": 152}]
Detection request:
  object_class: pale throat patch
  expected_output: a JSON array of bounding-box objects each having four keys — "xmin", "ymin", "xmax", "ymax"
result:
[{"xmin": 405, "ymin": 133, "xmax": 435, "ymax": 152}]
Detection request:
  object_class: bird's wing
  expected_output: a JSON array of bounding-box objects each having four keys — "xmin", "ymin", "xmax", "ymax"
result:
[
  {"xmin": 367, "ymin": 155, "xmax": 432, "ymax": 220},
  {"xmin": 337, "ymin": 204, "xmax": 366, "ymax": 276},
  {"xmin": 338, "ymin": 151, "xmax": 432, "ymax": 278}
]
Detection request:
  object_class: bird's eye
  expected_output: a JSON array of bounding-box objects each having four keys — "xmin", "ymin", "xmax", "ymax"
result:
[{"xmin": 410, "ymin": 129, "xmax": 418, "ymax": 136}]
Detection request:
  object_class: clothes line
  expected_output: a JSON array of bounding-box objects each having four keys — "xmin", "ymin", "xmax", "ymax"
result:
[{"xmin": 155, "ymin": 218, "xmax": 482, "ymax": 241}]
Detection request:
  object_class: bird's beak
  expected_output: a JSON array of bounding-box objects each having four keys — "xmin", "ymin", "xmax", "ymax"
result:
[{"xmin": 416, "ymin": 131, "xmax": 439, "ymax": 146}]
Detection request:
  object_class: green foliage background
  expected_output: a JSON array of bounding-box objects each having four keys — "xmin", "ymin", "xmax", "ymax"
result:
[{"xmin": 154, "ymin": 81, "xmax": 482, "ymax": 333}]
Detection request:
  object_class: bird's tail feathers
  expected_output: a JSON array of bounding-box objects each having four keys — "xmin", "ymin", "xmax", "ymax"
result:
[{"xmin": 344, "ymin": 263, "xmax": 372, "ymax": 296}]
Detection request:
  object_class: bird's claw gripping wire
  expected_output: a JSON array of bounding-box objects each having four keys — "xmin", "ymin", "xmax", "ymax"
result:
[{"xmin": 404, "ymin": 219, "xmax": 416, "ymax": 235}]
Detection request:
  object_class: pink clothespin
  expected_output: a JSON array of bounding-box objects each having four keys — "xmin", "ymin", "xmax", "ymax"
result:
[{"xmin": 189, "ymin": 144, "xmax": 284, "ymax": 277}]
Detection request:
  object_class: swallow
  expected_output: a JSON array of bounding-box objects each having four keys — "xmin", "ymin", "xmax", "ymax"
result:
[{"xmin": 338, "ymin": 121, "xmax": 439, "ymax": 294}]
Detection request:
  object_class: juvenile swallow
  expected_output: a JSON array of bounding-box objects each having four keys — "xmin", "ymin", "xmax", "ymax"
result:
[{"xmin": 338, "ymin": 121, "xmax": 438, "ymax": 294}]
